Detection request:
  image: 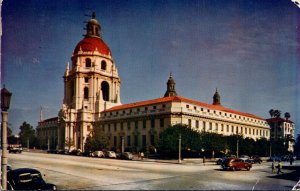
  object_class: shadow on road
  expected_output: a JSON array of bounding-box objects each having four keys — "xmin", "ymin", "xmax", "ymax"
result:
[{"xmin": 267, "ymin": 165, "xmax": 300, "ymax": 182}]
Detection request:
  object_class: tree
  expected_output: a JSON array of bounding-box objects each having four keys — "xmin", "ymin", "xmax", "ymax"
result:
[
  {"xmin": 273, "ymin": 110, "xmax": 281, "ymax": 118},
  {"xmin": 284, "ymin": 112, "xmax": 291, "ymax": 120},
  {"xmin": 158, "ymin": 124, "xmax": 202, "ymax": 157},
  {"xmin": 269, "ymin": 109, "xmax": 274, "ymax": 118},
  {"xmin": 84, "ymin": 122, "xmax": 109, "ymax": 152},
  {"xmin": 19, "ymin": 121, "xmax": 37, "ymax": 148}
]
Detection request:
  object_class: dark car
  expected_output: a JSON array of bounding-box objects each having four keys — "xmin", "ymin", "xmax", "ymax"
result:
[
  {"xmin": 252, "ymin": 156, "xmax": 262, "ymax": 164},
  {"xmin": 222, "ymin": 158, "xmax": 252, "ymax": 171},
  {"xmin": 8, "ymin": 144, "xmax": 23, "ymax": 154},
  {"xmin": 7, "ymin": 168, "xmax": 57, "ymax": 190},
  {"xmin": 120, "ymin": 152, "xmax": 133, "ymax": 160}
]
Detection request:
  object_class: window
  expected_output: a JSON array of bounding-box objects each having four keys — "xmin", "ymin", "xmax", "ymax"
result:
[
  {"xmin": 188, "ymin": 119, "xmax": 192, "ymax": 127},
  {"xmin": 127, "ymin": 122, "xmax": 131, "ymax": 130},
  {"xmin": 227, "ymin": 125, "xmax": 229, "ymax": 132},
  {"xmin": 84, "ymin": 77, "xmax": 89, "ymax": 83},
  {"xmin": 85, "ymin": 58, "xmax": 91, "ymax": 67},
  {"xmin": 142, "ymin": 135, "xmax": 146, "ymax": 147},
  {"xmin": 134, "ymin": 135, "xmax": 138, "ymax": 146},
  {"xmin": 194, "ymin": 106, "xmax": 197, "ymax": 110},
  {"xmin": 215, "ymin": 124, "xmax": 218, "ymax": 131},
  {"xmin": 162, "ymin": 104, "xmax": 166, "ymax": 108},
  {"xmin": 245, "ymin": 128, "xmax": 247, "ymax": 134},
  {"xmin": 151, "ymin": 119, "xmax": 155, "ymax": 128},
  {"xmin": 145, "ymin": 107, "xmax": 148, "ymax": 111},
  {"xmin": 203, "ymin": 122, "xmax": 206, "ymax": 131},
  {"xmin": 121, "ymin": 123, "xmax": 124, "ymax": 131},
  {"xmin": 84, "ymin": 87, "xmax": 89, "ymax": 100},
  {"xmin": 221, "ymin": 124, "xmax": 224, "ymax": 131},
  {"xmin": 143, "ymin": 120, "xmax": 146, "ymax": 129},
  {"xmin": 160, "ymin": 118, "xmax": 164, "ymax": 128},
  {"xmin": 196, "ymin": 120, "xmax": 199, "ymax": 128},
  {"xmin": 114, "ymin": 123, "xmax": 117, "ymax": 131},
  {"xmin": 209, "ymin": 122, "xmax": 212, "ymax": 130},
  {"xmin": 108, "ymin": 124, "xmax": 111, "ymax": 132},
  {"xmin": 150, "ymin": 135, "xmax": 155, "ymax": 145},
  {"xmin": 153, "ymin": 106, "xmax": 157, "ymax": 109},
  {"xmin": 186, "ymin": 105, "xmax": 190, "ymax": 109},
  {"xmin": 135, "ymin": 121, "xmax": 138, "ymax": 129},
  {"xmin": 114, "ymin": 136, "xmax": 117, "ymax": 147},
  {"xmin": 232, "ymin": 126, "xmax": 234, "ymax": 132},
  {"xmin": 127, "ymin": 136, "xmax": 131, "ymax": 146},
  {"xmin": 101, "ymin": 81, "xmax": 109, "ymax": 101},
  {"xmin": 101, "ymin": 60, "xmax": 107, "ymax": 70}
]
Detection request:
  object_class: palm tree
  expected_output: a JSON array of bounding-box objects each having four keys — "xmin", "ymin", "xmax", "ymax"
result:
[
  {"xmin": 269, "ymin": 109, "xmax": 274, "ymax": 118},
  {"xmin": 284, "ymin": 112, "xmax": 291, "ymax": 120},
  {"xmin": 274, "ymin": 110, "xmax": 281, "ymax": 118}
]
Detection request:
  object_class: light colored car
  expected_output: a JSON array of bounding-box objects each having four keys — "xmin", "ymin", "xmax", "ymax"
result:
[
  {"xmin": 92, "ymin": 151, "xmax": 105, "ymax": 158},
  {"xmin": 105, "ymin": 151, "xmax": 117, "ymax": 158}
]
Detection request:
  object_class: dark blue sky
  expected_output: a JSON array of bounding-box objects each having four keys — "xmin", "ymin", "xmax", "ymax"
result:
[{"xmin": 2, "ymin": 0, "xmax": 300, "ymax": 136}]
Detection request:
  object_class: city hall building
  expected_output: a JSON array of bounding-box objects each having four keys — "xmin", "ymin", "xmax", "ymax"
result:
[{"xmin": 37, "ymin": 13, "xmax": 272, "ymax": 152}]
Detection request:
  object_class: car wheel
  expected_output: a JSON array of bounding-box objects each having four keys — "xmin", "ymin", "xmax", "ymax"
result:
[
  {"xmin": 232, "ymin": 167, "xmax": 236, "ymax": 171},
  {"xmin": 246, "ymin": 166, "xmax": 250, "ymax": 171}
]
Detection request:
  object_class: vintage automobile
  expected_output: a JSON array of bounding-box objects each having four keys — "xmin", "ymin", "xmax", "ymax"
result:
[
  {"xmin": 120, "ymin": 152, "xmax": 133, "ymax": 160},
  {"xmin": 6, "ymin": 168, "xmax": 57, "ymax": 190},
  {"xmin": 222, "ymin": 158, "xmax": 252, "ymax": 171},
  {"xmin": 7, "ymin": 144, "xmax": 23, "ymax": 154}
]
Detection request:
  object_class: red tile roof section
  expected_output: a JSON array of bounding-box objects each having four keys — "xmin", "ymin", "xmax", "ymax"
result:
[
  {"xmin": 103, "ymin": 96, "xmax": 265, "ymax": 120},
  {"xmin": 74, "ymin": 37, "xmax": 111, "ymax": 56},
  {"xmin": 266, "ymin": 118, "xmax": 294, "ymax": 123}
]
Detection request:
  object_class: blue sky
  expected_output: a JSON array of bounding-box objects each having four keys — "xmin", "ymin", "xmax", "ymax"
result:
[{"xmin": 1, "ymin": 0, "xmax": 300, "ymax": 136}]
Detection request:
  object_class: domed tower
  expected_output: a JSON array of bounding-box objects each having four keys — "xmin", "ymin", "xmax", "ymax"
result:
[
  {"xmin": 213, "ymin": 88, "xmax": 221, "ymax": 106},
  {"xmin": 62, "ymin": 13, "xmax": 121, "ymax": 151},
  {"xmin": 164, "ymin": 73, "xmax": 178, "ymax": 97}
]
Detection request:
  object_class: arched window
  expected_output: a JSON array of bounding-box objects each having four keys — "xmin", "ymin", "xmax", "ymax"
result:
[
  {"xmin": 85, "ymin": 58, "xmax": 91, "ymax": 68},
  {"xmin": 84, "ymin": 87, "xmax": 89, "ymax": 100},
  {"xmin": 101, "ymin": 60, "xmax": 107, "ymax": 70},
  {"xmin": 101, "ymin": 81, "xmax": 109, "ymax": 101}
]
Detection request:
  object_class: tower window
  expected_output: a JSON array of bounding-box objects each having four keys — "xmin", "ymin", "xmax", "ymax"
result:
[
  {"xmin": 101, "ymin": 60, "xmax": 107, "ymax": 70},
  {"xmin": 101, "ymin": 81, "xmax": 109, "ymax": 101},
  {"xmin": 84, "ymin": 87, "xmax": 89, "ymax": 100},
  {"xmin": 84, "ymin": 77, "xmax": 89, "ymax": 83},
  {"xmin": 85, "ymin": 58, "xmax": 91, "ymax": 68}
]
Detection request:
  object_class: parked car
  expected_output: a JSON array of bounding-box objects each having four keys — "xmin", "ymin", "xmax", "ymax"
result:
[
  {"xmin": 92, "ymin": 151, "xmax": 105, "ymax": 158},
  {"xmin": 8, "ymin": 144, "xmax": 23, "ymax": 154},
  {"xmin": 120, "ymin": 152, "xmax": 133, "ymax": 160},
  {"xmin": 252, "ymin": 156, "xmax": 262, "ymax": 164},
  {"xmin": 239, "ymin": 155, "xmax": 250, "ymax": 160},
  {"xmin": 6, "ymin": 168, "xmax": 57, "ymax": 190},
  {"xmin": 222, "ymin": 158, "xmax": 252, "ymax": 171},
  {"xmin": 105, "ymin": 151, "xmax": 117, "ymax": 158}
]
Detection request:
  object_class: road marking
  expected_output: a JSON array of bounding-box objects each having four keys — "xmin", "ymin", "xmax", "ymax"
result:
[{"xmin": 252, "ymin": 179, "xmax": 260, "ymax": 191}]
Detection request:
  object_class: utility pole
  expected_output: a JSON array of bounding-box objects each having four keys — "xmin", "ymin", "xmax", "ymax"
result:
[
  {"xmin": 178, "ymin": 134, "xmax": 181, "ymax": 164},
  {"xmin": 236, "ymin": 139, "xmax": 239, "ymax": 158}
]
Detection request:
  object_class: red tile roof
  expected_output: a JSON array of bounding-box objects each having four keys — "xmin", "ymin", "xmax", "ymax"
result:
[
  {"xmin": 103, "ymin": 96, "xmax": 265, "ymax": 120},
  {"xmin": 74, "ymin": 37, "xmax": 111, "ymax": 56},
  {"xmin": 266, "ymin": 118, "xmax": 294, "ymax": 123}
]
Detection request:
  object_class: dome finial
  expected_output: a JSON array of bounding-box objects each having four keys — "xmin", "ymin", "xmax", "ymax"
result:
[{"xmin": 92, "ymin": 12, "xmax": 96, "ymax": 19}]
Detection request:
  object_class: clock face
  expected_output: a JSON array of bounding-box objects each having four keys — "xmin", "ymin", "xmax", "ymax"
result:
[{"xmin": 291, "ymin": 0, "xmax": 300, "ymax": 8}]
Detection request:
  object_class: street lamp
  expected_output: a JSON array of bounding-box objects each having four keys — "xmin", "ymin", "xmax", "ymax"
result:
[
  {"xmin": 1, "ymin": 86, "xmax": 12, "ymax": 190},
  {"xmin": 178, "ymin": 134, "xmax": 181, "ymax": 164}
]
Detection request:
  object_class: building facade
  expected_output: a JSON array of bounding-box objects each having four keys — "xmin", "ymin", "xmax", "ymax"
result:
[
  {"xmin": 266, "ymin": 117, "xmax": 295, "ymax": 152},
  {"xmin": 37, "ymin": 13, "xmax": 274, "ymax": 152}
]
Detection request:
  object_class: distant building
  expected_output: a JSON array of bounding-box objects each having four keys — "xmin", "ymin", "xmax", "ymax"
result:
[
  {"xmin": 37, "ymin": 13, "xmax": 271, "ymax": 152},
  {"xmin": 266, "ymin": 117, "xmax": 295, "ymax": 152}
]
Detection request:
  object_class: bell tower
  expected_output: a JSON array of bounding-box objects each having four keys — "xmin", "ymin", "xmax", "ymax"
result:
[
  {"xmin": 164, "ymin": 73, "xmax": 178, "ymax": 97},
  {"xmin": 62, "ymin": 13, "xmax": 121, "ymax": 151}
]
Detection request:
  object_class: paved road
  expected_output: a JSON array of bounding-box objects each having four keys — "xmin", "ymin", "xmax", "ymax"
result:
[{"xmin": 7, "ymin": 152, "xmax": 300, "ymax": 190}]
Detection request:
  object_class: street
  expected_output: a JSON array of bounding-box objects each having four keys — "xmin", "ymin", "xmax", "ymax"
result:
[{"xmin": 7, "ymin": 151, "xmax": 300, "ymax": 190}]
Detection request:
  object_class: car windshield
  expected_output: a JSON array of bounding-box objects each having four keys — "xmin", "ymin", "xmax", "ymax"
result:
[{"xmin": 18, "ymin": 172, "xmax": 42, "ymax": 183}]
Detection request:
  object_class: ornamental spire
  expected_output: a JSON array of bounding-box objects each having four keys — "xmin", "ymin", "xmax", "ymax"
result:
[
  {"xmin": 213, "ymin": 88, "xmax": 221, "ymax": 106},
  {"xmin": 86, "ymin": 12, "xmax": 101, "ymax": 38},
  {"xmin": 164, "ymin": 73, "xmax": 178, "ymax": 97}
]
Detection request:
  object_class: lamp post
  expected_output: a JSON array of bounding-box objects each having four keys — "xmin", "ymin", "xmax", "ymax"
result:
[
  {"xmin": 236, "ymin": 138, "xmax": 239, "ymax": 158},
  {"xmin": 178, "ymin": 133, "xmax": 181, "ymax": 164},
  {"xmin": 1, "ymin": 86, "xmax": 12, "ymax": 190}
]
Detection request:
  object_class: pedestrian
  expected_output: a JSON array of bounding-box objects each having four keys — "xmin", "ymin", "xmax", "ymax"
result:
[
  {"xmin": 138, "ymin": 152, "xmax": 141, "ymax": 160},
  {"xmin": 290, "ymin": 156, "xmax": 294, "ymax": 165},
  {"xmin": 140, "ymin": 152, "xmax": 144, "ymax": 160},
  {"xmin": 271, "ymin": 160, "xmax": 276, "ymax": 174},
  {"xmin": 277, "ymin": 160, "xmax": 284, "ymax": 175}
]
